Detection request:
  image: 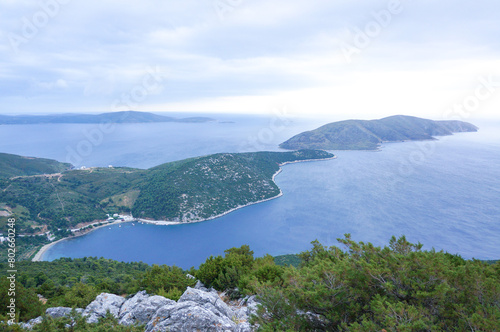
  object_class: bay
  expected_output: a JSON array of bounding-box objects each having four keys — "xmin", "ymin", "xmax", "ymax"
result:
[{"xmin": 0, "ymin": 115, "xmax": 498, "ymax": 268}]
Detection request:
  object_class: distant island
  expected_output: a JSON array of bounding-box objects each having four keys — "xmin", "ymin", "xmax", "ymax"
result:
[
  {"xmin": 0, "ymin": 150, "xmax": 334, "ymax": 235},
  {"xmin": 280, "ymin": 115, "xmax": 478, "ymax": 150},
  {"xmin": 0, "ymin": 111, "xmax": 214, "ymax": 124}
]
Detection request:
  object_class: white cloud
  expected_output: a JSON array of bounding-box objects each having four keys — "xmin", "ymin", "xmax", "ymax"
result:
[{"xmin": 0, "ymin": 0, "xmax": 499, "ymax": 120}]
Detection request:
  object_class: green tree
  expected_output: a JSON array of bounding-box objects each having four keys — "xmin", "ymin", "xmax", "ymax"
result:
[
  {"xmin": 140, "ymin": 265, "xmax": 195, "ymax": 300},
  {"xmin": 0, "ymin": 279, "xmax": 43, "ymax": 322},
  {"xmin": 254, "ymin": 235, "xmax": 500, "ymax": 331}
]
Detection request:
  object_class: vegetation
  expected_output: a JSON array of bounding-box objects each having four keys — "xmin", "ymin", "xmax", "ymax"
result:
[
  {"xmin": 0, "ymin": 235, "xmax": 52, "ymax": 262},
  {"xmin": 0, "ymin": 153, "xmax": 70, "ymax": 179},
  {"xmin": 0, "ymin": 257, "xmax": 150, "ymax": 308},
  {"xmin": 133, "ymin": 150, "xmax": 334, "ymax": 221},
  {"xmin": 0, "ymin": 236, "xmax": 498, "ymax": 331},
  {"xmin": 139, "ymin": 264, "xmax": 197, "ymax": 301},
  {"xmin": 253, "ymin": 235, "xmax": 500, "ymax": 331},
  {"xmin": 280, "ymin": 115, "xmax": 479, "ymax": 150},
  {"xmin": 273, "ymin": 254, "xmax": 302, "ymax": 267},
  {"xmin": 0, "ymin": 149, "xmax": 333, "ymax": 261},
  {"xmin": 196, "ymin": 245, "xmax": 285, "ymax": 299}
]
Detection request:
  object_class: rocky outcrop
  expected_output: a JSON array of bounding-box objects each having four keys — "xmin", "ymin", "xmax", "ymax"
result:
[
  {"xmin": 119, "ymin": 291, "xmax": 175, "ymax": 326},
  {"xmin": 144, "ymin": 286, "xmax": 257, "ymax": 331},
  {"xmin": 83, "ymin": 293, "xmax": 125, "ymax": 323},
  {"xmin": 18, "ymin": 283, "xmax": 258, "ymax": 331},
  {"xmin": 45, "ymin": 307, "xmax": 73, "ymax": 319},
  {"xmin": 18, "ymin": 316, "xmax": 43, "ymax": 330},
  {"xmin": 145, "ymin": 300, "xmax": 237, "ymax": 332}
]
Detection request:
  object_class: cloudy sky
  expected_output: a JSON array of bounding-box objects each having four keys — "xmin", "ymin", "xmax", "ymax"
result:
[{"xmin": 1, "ymin": 0, "xmax": 499, "ymax": 120}]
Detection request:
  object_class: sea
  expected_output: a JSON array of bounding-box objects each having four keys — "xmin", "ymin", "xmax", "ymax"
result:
[{"xmin": 1, "ymin": 114, "xmax": 499, "ymax": 268}]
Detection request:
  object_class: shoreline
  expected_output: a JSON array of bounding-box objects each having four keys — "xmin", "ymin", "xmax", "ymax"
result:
[
  {"xmin": 136, "ymin": 156, "xmax": 337, "ymax": 226},
  {"xmin": 31, "ymin": 155, "xmax": 336, "ymax": 260},
  {"xmin": 31, "ymin": 217, "xmax": 134, "ymax": 262}
]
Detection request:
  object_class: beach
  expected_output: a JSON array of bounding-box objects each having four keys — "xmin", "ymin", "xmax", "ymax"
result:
[{"xmin": 31, "ymin": 216, "xmax": 134, "ymax": 262}]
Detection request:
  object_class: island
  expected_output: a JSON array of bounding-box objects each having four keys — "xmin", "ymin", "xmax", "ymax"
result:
[
  {"xmin": 0, "ymin": 111, "xmax": 214, "ymax": 124},
  {"xmin": 279, "ymin": 115, "xmax": 478, "ymax": 150}
]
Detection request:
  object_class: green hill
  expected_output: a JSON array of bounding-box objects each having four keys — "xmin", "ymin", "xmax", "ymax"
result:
[
  {"xmin": 0, "ymin": 150, "xmax": 333, "ymax": 234},
  {"xmin": 280, "ymin": 115, "xmax": 478, "ymax": 150},
  {"xmin": 0, "ymin": 153, "xmax": 71, "ymax": 179}
]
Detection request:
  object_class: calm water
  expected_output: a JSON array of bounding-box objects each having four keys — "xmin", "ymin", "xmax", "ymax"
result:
[{"xmin": 1, "ymin": 115, "xmax": 498, "ymax": 267}]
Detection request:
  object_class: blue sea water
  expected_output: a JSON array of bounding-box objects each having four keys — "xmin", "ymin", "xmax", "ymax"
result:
[{"xmin": 0, "ymin": 115, "xmax": 499, "ymax": 268}]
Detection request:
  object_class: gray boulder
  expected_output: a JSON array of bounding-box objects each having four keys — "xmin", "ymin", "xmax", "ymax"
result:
[
  {"xmin": 245, "ymin": 295, "xmax": 260, "ymax": 317},
  {"xmin": 45, "ymin": 307, "xmax": 73, "ymax": 318},
  {"xmin": 83, "ymin": 293, "xmax": 125, "ymax": 323},
  {"xmin": 236, "ymin": 322, "xmax": 253, "ymax": 332},
  {"xmin": 19, "ymin": 316, "xmax": 43, "ymax": 330},
  {"xmin": 145, "ymin": 300, "xmax": 236, "ymax": 332},
  {"xmin": 179, "ymin": 287, "xmax": 234, "ymax": 320},
  {"xmin": 119, "ymin": 290, "xmax": 175, "ymax": 326},
  {"xmin": 194, "ymin": 280, "xmax": 209, "ymax": 291}
]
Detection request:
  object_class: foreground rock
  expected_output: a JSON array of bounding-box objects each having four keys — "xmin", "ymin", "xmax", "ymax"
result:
[
  {"xmin": 119, "ymin": 291, "xmax": 176, "ymax": 326},
  {"xmin": 145, "ymin": 300, "xmax": 237, "ymax": 332},
  {"xmin": 18, "ymin": 284, "xmax": 258, "ymax": 331},
  {"xmin": 83, "ymin": 293, "xmax": 125, "ymax": 324}
]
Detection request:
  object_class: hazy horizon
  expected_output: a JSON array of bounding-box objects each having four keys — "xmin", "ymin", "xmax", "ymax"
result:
[{"xmin": 1, "ymin": 1, "xmax": 499, "ymax": 121}]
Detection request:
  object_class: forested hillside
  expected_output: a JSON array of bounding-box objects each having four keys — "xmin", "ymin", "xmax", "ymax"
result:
[
  {"xmin": 133, "ymin": 150, "xmax": 334, "ymax": 221},
  {"xmin": 0, "ymin": 150, "xmax": 333, "ymax": 234},
  {"xmin": 0, "ymin": 153, "xmax": 71, "ymax": 179}
]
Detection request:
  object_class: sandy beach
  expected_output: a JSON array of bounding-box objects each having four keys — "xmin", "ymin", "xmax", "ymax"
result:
[{"xmin": 31, "ymin": 216, "xmax": 134, "ymax": 262}]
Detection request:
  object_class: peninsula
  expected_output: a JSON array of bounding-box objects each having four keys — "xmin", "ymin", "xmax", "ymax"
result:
[
  {"xmin": 0, "ymin": 149, "xmax": 334, "ymax": 235},
  {"xmin": 280, "ymin": 115, "xmax": 478, "ymax": 150}
]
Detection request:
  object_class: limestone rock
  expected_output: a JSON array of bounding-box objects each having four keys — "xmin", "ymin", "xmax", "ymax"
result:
[
  {"xmin": 45, "ymin": 307, "xmax": 73, "ymax": 318},
  {"xmin": 118, "ymin": 290, "xmax": 175, "ymax": 326},
  {"xmin": 179, "ymin": 286, "xmax": 234, "ymax": 319},
  {"xmin": 236, "ymin": 322, "xmax": 253, "ymax": 332},
  {"xmin": 14, "ymin": 288, "xmax": 258, "ymax": 331},
  {"xmin": 83, "ymin": 293, "xmax": 125, "ymax": 323},
  {"xmin": 245, "ymin": 295, "xmax": 260, "ymax": 317},
  {"xmin": 19, "ymin": 316, "xmax": 43, "ymax": 330},
  {"xmin": 145, "ymin": 300, "xmax": 236, "ymax": 332}
]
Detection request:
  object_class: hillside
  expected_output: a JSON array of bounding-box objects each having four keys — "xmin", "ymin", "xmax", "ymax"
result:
[
  {"xmin": 0, "ymin": 111, "xmax": 214, "ymax": 124},
  {"xmin": 0, "ymin": 150, "xmax": 333, "ymax": 235},
  {"xmin": 134, "ymin": 150, "xmax": 334, "ymax": 222},
  {"xmin": 0, "ymin": 153, "xmax": 71, "ymax": 179},
  {"xmin": 280, "ymin": 115, "xmax": 478, "ymax": 150}
]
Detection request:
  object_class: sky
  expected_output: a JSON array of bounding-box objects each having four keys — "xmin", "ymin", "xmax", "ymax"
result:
[{"xmin": 1, "ymin": 0, "xmax": 499, "ymax": 121}]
